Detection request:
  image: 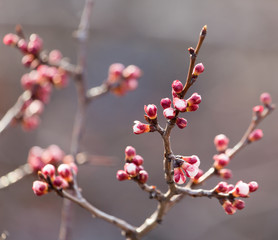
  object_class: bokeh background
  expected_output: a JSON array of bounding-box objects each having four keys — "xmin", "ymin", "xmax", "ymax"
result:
[{"xmin": 0, "ymin": 0, "xmax": 278, "ymax": 239}]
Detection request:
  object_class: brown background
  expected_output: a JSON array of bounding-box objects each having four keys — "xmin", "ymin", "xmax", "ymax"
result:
[{"xmin": 0, "ymin": 0, "xmax": 278, "ymax": 239}]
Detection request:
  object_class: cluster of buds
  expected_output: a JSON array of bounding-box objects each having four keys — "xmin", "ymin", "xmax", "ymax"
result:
[
  {"xmin": 107, "ymin": 63, "xmax": 142, "ymax": 96},
  {"xmin": 116, "ymin": 146, "xmax": 148, "ymax": 184},
  {"xmin": 3, "ymin": 32, "xmax": 68, "ymax": 130},
  {"xmin": 173, "ymin": 155, "xmax": 201, "ymax": 184},
  {"xmin": 214, "ymin": 180, "xmax": 258, "ymax": 215}
]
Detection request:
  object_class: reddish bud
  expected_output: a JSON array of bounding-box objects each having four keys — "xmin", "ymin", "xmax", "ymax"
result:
[
  {"xmin": 28, "ymin": 34, "xmax": 43, "ymax": 54},
  {"xmin": 132, "ymin": 155, "xmax": 144, "ymax": 166},
  {"xmin": 144, "ymin": 104, "xmax": 157, "ymax": 119},
  {"xmin": 52, "ymin": 70, "xmax": 68, "ymax": 88},
  {"xmin": 172, "ymin": 89, "xmax": 178, "ymax": 98},
  {"xmin": 57, "ymin": 164, "xmax": 73, "ymax": 182},
  {"xmin": 215, "ymin": 181, "xmax": 228, "ymax": 193},
  {"xmin": 173, "ymin": 98, "xmax": 187, "ymax": 112},
  {"xmin": 108, "ymin": 63, "xmax": 125, "ymax": 82},
  {"xmin": 22, "ymin": 115, "xmax": 40, "ymax": 131},
  {"xmin": 213, "ymin": 153, "xmax": 230, "ymax": 169},
  {"xmin": 41, "ymin": 145, "xmax": 65, "ymax": 165},
  {"xmin": 214, "ymin": 134, "xmax": 229, "ymax": 152},
  {"xmin": 116, "ymin": 170, "xmax": 130, "ymax": 181},
  {"xmin": 27, "ymin": 146, "xmax": 44, "ymax": 172},
  {"xmin": 21, "ymin": 54, "xmax": 35, "ymax": 68},
  {"xmin": 133, "ymin": 121, "xmax": 150, "ymax": 134},
  {"xmin": 233, "ymin": 181, "xmax": 249, "ymax": 197},
  {"xmin": 193, "ymin": 63, "xmax": 204, "ymax": 76},
  {"xmin": 125, "ymin": 146, "xmax": 136, "ymax": 160},
  {"xmin": 35, "ymin": 83, "xmax": 52, "ymax": 104},
  {"xmin": 187, "ymin": 93, "xmax": 202, "ymax": 105},
  {"xmin": 176, "ymin": 117, "xmax": 188, "ymax": 129},
  {"xmin": 138, "ymin": 170, "xmax": 149, "ymax": 184},
  {"xmin": 222, "ymin": 200, "xmax": 236, "ymax": 215},
  {"xmin": 172, "ymin": 80, "xmax": 183, "ymax": 93},
  {"xmin": 53, "ymin": 176, "xmax": 69, "ymax": 189},
  {"xmin": 219, "ymin": 169, "xmax": 232, "ymax": 180},
  {"xmin": 17, "ymin": 39, "xmax": 28, "ymax": 53},
  {"xmin": 227, "ymin": 184, "xmax": 235, "ymax": 192},
  {"xmin": 49, "ymin": 50, "xmax": 63, "ymax": 64},
  {"xmin": 186, "ymin": 104, "xmax": 199, "ymax": 112},
  {"xmin": 124, "ymin": 163, "xmax": 139, "ymax": 177},
  {"xmin": 3, "ymin": 33, "xmax": 19, "ymax": 45},
  {"xmin": 32, "ymin": 180, "xmax": 48, "ymax": 196},
  {"xmin": 260, "ymin": 92, "xmax": 272, "ymax": 105},
  {"xmin": 253, "ymin": 105, "xmax": 264, "ymax": 114},
  {"xmin": 160, "ymin": 98, "xmax": 172, "ymax": 109},
  {"xmin": 233, "ymin": 199, "xmax": 245, "ymax": 210},
  {"xmin": 21, "ymin": 72, "xmax": 37, "ymax": 90},
  {"xmin": 41, "ymin": 164, "xmax": 55, "ymax": 179},
  {"xmin": 174, "ymin": 168, "xmax": 186, "ymax": 185},
  {"xmin": 163, "ymin": 107, "xmax": 176, "ymax": 119},
  {"xmin": 248, "ymin": 129, "xmax": 263, "ymax": 142},
  {"xmin": 122, "ymin": 65, "xmax": 142, "ymax": 79},
  {"xmin": 248, "ymin": 181, "xmax": 259, "ymax": 192}
]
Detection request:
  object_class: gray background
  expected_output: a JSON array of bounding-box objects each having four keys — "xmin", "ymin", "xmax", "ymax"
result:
[{"xmin": 0, "ymin": 0, "xmax": 277, "ymax": 239}]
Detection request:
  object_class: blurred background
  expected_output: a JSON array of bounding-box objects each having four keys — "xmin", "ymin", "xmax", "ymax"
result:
[{"xmin": 0, "ymin": 0, "xmax": 278, "ymax": 239}]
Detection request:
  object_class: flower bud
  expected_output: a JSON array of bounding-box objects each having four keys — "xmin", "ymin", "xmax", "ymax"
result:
[
  {"xmin": 133, "ymin": 121, "xmax": 150, "ymax": 134},
  {"xmin": 253, "ymin": 105, "xmax": 264, "ymax": 114},
  {"xmin": 227, "ymin": 184, "xmax": 235, "ymax": 192},
  {"xmin": 32, "ymin": 180, "xmax": 48, "ymax": 196},
  {"xmin": 28, "ymin": 34, "xmax": 43, "ymax": 54},
  {"xmin": 214, "ymin": 134, "xmax": 229, "ymax": 152},
  {"xmin": 187, "ymin": 93, "xmax": 202, "ymax": 105},
  {"xmin": 163, "ymin": 107, "xmax": 176, "ymax": 119},
  {"xmin": 126, "ymin": 78, "xmax": 138, "ymax": 91},
  {"xmin": 27, "ymin": 146, "xmax": 44, "ymax": 172},
  {"xmin": 3, "ymin": 33, "xmax": 19, "ymax": 45},
  {"xmin": 25, "ymin": 100, "xmax": 44, "ymax": 117},
  {"xmin": 42, "ymin": 145, "xmax": 65, "ymax": 165},
  {"xmin": 22, "ymin": 115, "xmax": 40, "ymax": 131},
  {"xmin": 173, "ymin": 98, "xmax": 187, "ymax": 112},
  {"xmin": 116, "ymin": 170, "xmax": 130, "ymax": 181},
  {"xmin": 144, "ymin": 104, "xmax": 157, "ymax": 119},
  {"xmin": 122, "ymin": 65, "xmax": 141, "ymax": 79},
  {"xmin": 215, "ymin": 181, "xmax": 228, "ymax": 193},
  {"xmin": 35, "ymin": 83, "xmax": 52, "ymax": 104},
  {"xmin": 248, "ymin": 129, "xmax": 263, "ymax": 142},
  {"xmin": 219, "ymin": 169, "xmax": 232, "ymax": 180},
  {"xmin": 108, "ymin": 63, "xmax": 125, "ymax": 82},
  {"xmin": 124, "ymin": 163, "xmax": 139, "ymax": 177},
  {"xmin": 17, "ymin": 39, "xmax": 28, "ymax": 53},
  {"xmin": 248, "ymin": 181, "xmax": 259, "ymax": 192},
  {"xmin": 222, "ymin": 200, "xmax": 236, "ymax": 215},
  {"xmin": 53, "ymin": 175, "xmax": 69, "ymax": 189},
  {"xmin": 260, "ymin": 92, "xmax": 272, "ymax": 105},
  {"xmin": 181, "ymin": 155, "xmax": 200, "ymax": 167},
  {"xmin": 186, "ymin": 104, "xmax": 199, "ymax": 112},
  {"xmin": 193, "ymin": 63, "xmax": 204, "ymax": 76},
  {"xmin": 174, "ymin": 168, "xmax": 186, "ymax": 185},
  {"xmin": 138, "ymin": 170, "xmax": 148, "ymax": 184},
  {"xmin": 232, "ymin": 181, "xmax": 249, "ymax": 197},
  {"xmin": 21, "ymin": 54, "xmax": 35, "ymax": 68},
  {"xmin": 176, "ymin": 117, "xmax": 188, "ymax": 129},
  {"xmin": 160, "ymin": 98, "xmax": 172, "ymax": 109},
  {"xmin": 132, "ymin": 155, "xmax": 144, "ymax": 166},
  {"xmin": 58, "ymin": 164, "xmax": 73, "ymax": 182},
  {"xmin": 41, "ymin": 164, "xmax": 55, "ymax": 180},
  {"xmin": 172, "ymin": 80, "xmax": 183, "ymax": 93},
  {"xmin": 49, "ymin": 50, "xmax": 63, "ymax": 64},
  {"xmin": 125, "ymin": 146, "xmax": 136, "ymax": 160},
  {"xmin": 233, "ymin": 199, "xmax": 245, "ymax": 210},
  {"xmin": 213, "ymin": 153, "xmax": 230, "ymax": 169}
]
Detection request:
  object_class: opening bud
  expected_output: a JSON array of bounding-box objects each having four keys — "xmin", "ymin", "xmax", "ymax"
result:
[
  {"xmin": 174, "ymin": 168, "xmax": 186, "ymax": 185},
  {"xmin": 124, "ymin": 163, "xmax": 139, "ymax": 177},
  {"xmin": 122, "ymin": 65, "xmax": 142, "ymax": 80},
  {"xmin": 173, "ymin": 98, "xmax": 187, "ymax": 112},
  {"xmin": 32, "ymin": 180, "xmax": 48, "ymax": 196},
  {"xmin": 163, "ymin": 107, "xmax": 176, "ymax": 119},
  {"xmin": 193, "ymin": 169, "xmax": 203, "ymax": 184},
  {"xmin": 233, "ymin": 199, "xmax": 245, "ymax": 210},
  {"xmin": 133, "ymin": 121, "xmax": 150, "ymax": 134},
  {"xmin": 49, "ymin": 50, "xmax": 63, "ymax": 64},
  {"xmin": 57, "ymin": 164, "xmax": 73, "ymax": 182},
  {"xmin": 41, "ymin": 164, "xmax": 55, "ymax": 180},
  {"xmin": 215, "ymin": 181, "xmax": 228, "ymax": 193},
  {"xmin": 248, "ymin": 181, "xmax": 259, "ymax": 192},
  {"xmin": 232, "ymin": 181, "xmax": 249, "ymax": 197},
  {"xmin": 144, "ymin": 104, "xmax": 157, "ymax": 119},
  {"xmin": 53, "ymin": 176, "xmax": 69, "ymax": 189},
  {"xmin": 222, "ymin": 200, "xmax": 236, "ymax": 215},
  {"xmin": 213, "ymin": 153, "xmax": 230, "ymax": 169},
  {"xmin": 187, "ymin": 93, "xmax": 202, "ymax": 105},
  {"xmin": 219, "ymin": 169, "xmax": 232, "ymax": 180}
]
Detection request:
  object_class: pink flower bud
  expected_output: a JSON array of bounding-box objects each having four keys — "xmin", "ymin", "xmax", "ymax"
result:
[
  {"xmin": 176, "ymin": 117, "xmax": 188, "ymax": 129},
  {"xmin": 58, "ymin": 164, "xmax": 73, "ymax": 182},
  {"xmin": 163, "ymin": 107, "xmax": 176, "ymax": 119},
  {"xmin": 116, "ymin": 170, "xmax": 130, "ymax": 181},
  {"xmin": 22, "ymin": 115, "xmax": 40, "ymax": 131},
  {"xmin": 173, "ymin": 98, "xmax": 187, "ymax": 112},
  {"xmin": 215, "ymin": 181, "xmax": 228, "ymax": 193},
  {"xmin": 42, "ymin": 145, "xmax": 65, "ymax": 165},
  {"xmin": 253, "ymin": 105, "xmax": 264, "ymax": 114},
  {"xmin": 53, "ymin": 176, "xmax": 69, "ymax": 189},
  {"xmin": 49, "ymin": 50, "xmax": 63, "ymax": 64},
  {"xmin": 35, "ymin": 83, "xmax": 52, "ymax": 104},
  {"xmin": 233, "ymin": 199, "xmax": 245, "ymax": 210},
  {"xmin": 193, "ymin": 63, "xmax": 204, "ymax": 76},
  {"xmin": 17, "ymin": 39, "xmax": 28, "ymax": 53},
  {"xmin": 3, "ymin": 33, "xmax": 19, "ymax": 45},
  {"xmin": 248, "ymin": 181, "xmax": 259, "ymax": 192},
  {"xmin": 21, "ymin": 54, "xmax": 35, "ymax": 68},
  {"xmin": 174, "ymin": 168, "xmax": 186, "ymax": 185},
  {"xmin": 52, "ymin": 70, "xmax": 68, "ymax": 89},
  {"xmin": 248, "ymin": 129, "xmax": 263, "ymax": 142},
  {"xmin": 193, "ymin": 169, "xmax": 203, "ymax": 183},
  {"xmin": 25, "ymin": 100, "xmax": 44, "ymax": 117},
  {"xmin": 222, "ymin": 200, "xmax": 236, "ymax": 215},
  {"xmin": 32, "ymin": 180, "xmax": 48, "ymax": 196},
  {"xmin": 124, "ymin": 163, "xmax": 139, "ymax": 177},
  {"xmin": 214, "ymin": 134, "xmax": 229, "ymax": 152},
  {"xmin": 213, "ymin": 153, "xmax": 230, "ymax": 170},
  {"xmin": 21, "ymin": 73, "xmax": 37, "ymax": 90},
  {"xmin": 227, "ymin": 184, "xmax": 235, "ymax": 192},
  {"xmin": 144, "ymin": 104, "xmax": 157, "ymax": 119},
  {"xmin": 186, "ymin": 104, "xmax": 199, "ymax": 112},
  {"xmin": 138, "ymin": 170, "xmax": 149, "ymax": 184},
  {"xmin": 126, "ymin": 78, "xmax": 138, "ymax": 91},
  {"xmin": 160, "ymin": 98, "xmax": 172, "ymax": 109},
  {"xmin": 132, "ymin": 155, "xmax": 144, "ymax": 166},
  {"xmin": 233, "ymin": 181, "xmax": 249, "ymax": 197},
  {"xmin": 187, "ymin": 93, "xmax": 202, "ymax": 105},
  {"xmin": 41, "ymin": 164, "xmax": 55, "ymax": 179},
  {"xmin": 219, "ymin": 169, "xmax": 232, "ymax": 180},
  {"xmin": 122, "ymin": 65, "xmax": 142, "ymax": 79},
  {"xmin": 260, "ymin": 92, "xmax": 272, "ymax": 105},
  {"xmin": 125, "ymin": 146, "xmax": 136, "ymax": 160},
  {"xmin": 108, "ymin": 63, "xmax": 125, "ymax": 82},
  {"xmin": 172, "ymin": 80, "xmax": 183, "ymax": 93},
  {"xmin": 28, "ymin": 34, "xmax": 43, "ymax": 54},
  {"xmin": 27, "ymin": 146, "xmax": 44, "ymax": 172},
  {"xmin": 133, "ymin": 121, "xmax": 150, "ymax": 134}
]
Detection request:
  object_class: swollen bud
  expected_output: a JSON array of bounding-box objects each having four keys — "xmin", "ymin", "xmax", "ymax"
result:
[
  {"xmin": 222, "ymin": 200, "xmax": 236, "ymax": 215},
  {"xmin": 132, "ymin": 155, "xmax": 144, "ymax": 166},
  {"xmin": 215, "ymin": 181, "xmax": 228, "ymax": 193},
  {"xmin": 260, "ymin": 92, "xmax": 272, "ymax": 105},
  {"xmin": 144, "ymin": 104, "xmax": 157, "ymax": 119},
  {"xmin": 163, "ymin": 108, "xmax": 176, "ymax": 119},
  {"xmin": 133, "ymin": 121, "xmax": 150, "ymax": 134},
  {"xmin": 193, "ymin": 63, "xmax": 204, "ymax": 76},
  {"xmin": 57, "ymin": 164, "xmax": 73, "ymax": 182},
  {"xmin": 213, "ymin": 153, "xmax": 230, "ymax": 169},
  {"xmin": 232, "ymin": 181, "xmax": 249, "ymax": 197},
  {"xmin": 173, "ymin": 98, "xmax": 187, "ymax": 112},
  {"xmin": 248, "ymin": 181, "xmax": 259, "ymax": 192},
  {"xmin": 172, "ymin": 80, "xmax": 183, "ymax": 93},
  {"xmin": 116, "ymin": 170, "xmax": 130, "ymax": 181},
  {"xmin": 160, "ymin": 98, "xmax": 172, "ymax": 109},
  {"xmin": 214, "ymin": 134, "xmax": 229, "ymax": 152},
  {"xmin": 233, "ymin": 199, "xmax": 245, "ymax": 210},
  {"xmin": 176, "ymin": 117, "xmax": 188, "ymax": 129},
  {"xmin": 32, "ymin": 180, "xmax": 48, "ymax": 196},
  {"xmin": 219, "ymin": 169, "xmax": 232, "ymax": 180},
  {"xmin": 41, "ymin": 164, "xmax": 55, "ymax": 180},
  {"xmin": 248, "ymin": 129, "xmax": 263, "ymax": 142},
  {"xmin": 125, "ymin": 146, "xmax": 136, "ymax": 160},
  {"xmin": 138, "ymin": 170, "xmax": 149, "ymax": 184}
]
